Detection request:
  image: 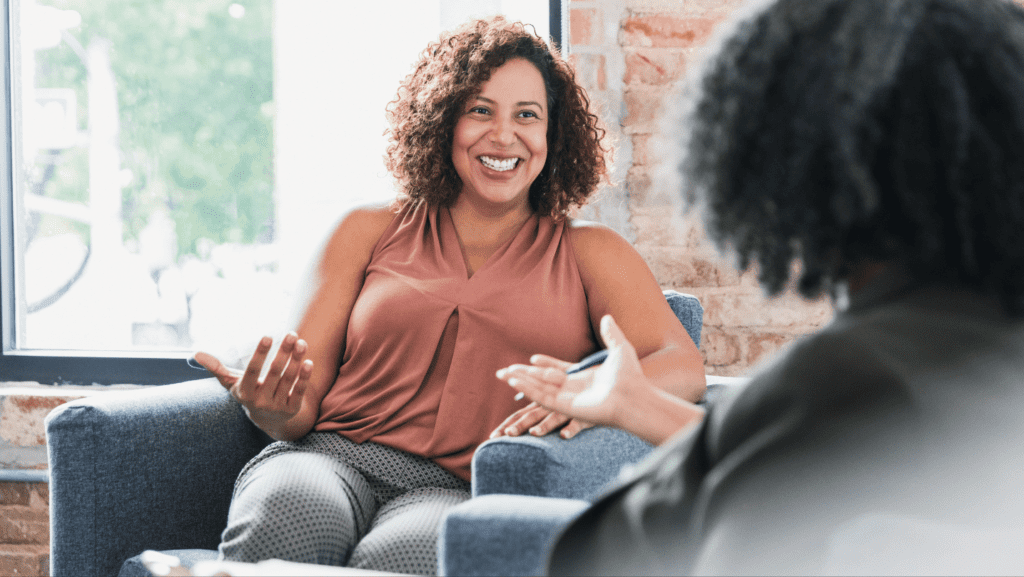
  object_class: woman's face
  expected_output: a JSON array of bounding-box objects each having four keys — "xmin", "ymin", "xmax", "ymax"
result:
[{"xmin": 452, "ymin": 58, "xmax": 549, "ymax": 212}]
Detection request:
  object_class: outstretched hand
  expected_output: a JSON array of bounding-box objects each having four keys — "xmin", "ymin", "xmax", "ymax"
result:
[
  {"xmin": 489, "ymin": 355, "xmax": 594, "ymax": 440},
  {"xmin": 496, "ymin": 315, "xmax": 648, "ymax": 429},
  {"xmin": 193, "ymin": 332, "xmax": 313, "ymax": 435}
]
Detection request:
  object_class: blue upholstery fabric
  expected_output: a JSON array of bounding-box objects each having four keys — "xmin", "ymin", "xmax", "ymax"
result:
[
  {"xmin": 438, "ymin": 495, "xmax": 588, "ymax": 577},
  {"xmin": 665, "ymin": 290, "xmax": 703, "ymax": 346},
  {"xmin": 46, "ymin": 379, "xmax": 270, "ymax": 577},
  {"xmin": 45, "ymin": 292, "xmax": 703, "ymax": 577},
  {"xmin": 472, "ymin": 427, "xmax": 652, "ymax": 499}
]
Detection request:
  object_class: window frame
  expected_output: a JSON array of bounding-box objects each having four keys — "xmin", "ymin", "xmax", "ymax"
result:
[{"xmin": 0, "ymin": 0, "xmax": 566, "ymax": 385}]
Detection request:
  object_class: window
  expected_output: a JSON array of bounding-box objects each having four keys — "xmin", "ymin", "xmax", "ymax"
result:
[{"xmin": 1, "ymin": 0, "xmax": 564, "ymax": 384}]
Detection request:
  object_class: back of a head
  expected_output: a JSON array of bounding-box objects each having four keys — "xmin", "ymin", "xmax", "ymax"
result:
[{"xmin": 681, "ymin": 0, "xmax": 1024, "ymax": 314}]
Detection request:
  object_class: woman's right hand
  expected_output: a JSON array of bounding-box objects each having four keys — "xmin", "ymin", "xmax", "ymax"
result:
[{"xmin": 193, "ymin": 332, "xmax": 314, "ymax": 438}]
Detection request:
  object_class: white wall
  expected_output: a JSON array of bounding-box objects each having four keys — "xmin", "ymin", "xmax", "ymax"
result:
[{"xmin": 273, "ymin": 0, "xmax": 442, "ymax": 284}]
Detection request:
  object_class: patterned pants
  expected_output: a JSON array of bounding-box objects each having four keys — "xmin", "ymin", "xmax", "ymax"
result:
[{"xmin": 218, "ymin": 432, "xmax": 471, "ymax": 575}]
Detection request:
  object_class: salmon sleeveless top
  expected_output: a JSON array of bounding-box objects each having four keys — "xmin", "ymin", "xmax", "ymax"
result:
[{"xmin": 314, "ymin": 201, "xmax": 598, "ymax": 480}]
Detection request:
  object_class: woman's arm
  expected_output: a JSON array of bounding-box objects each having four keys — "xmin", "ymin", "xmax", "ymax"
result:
[
  {"xmin": 571, "ymin": 220, "xmax": 706, "ymax": 399},
  {"xmin": 195, "ymin": 204, "xmax": 397, "ymax": 441},
  {"xmin": 492, "ymin": 220, "xmax": 706, "ymax": 440}
]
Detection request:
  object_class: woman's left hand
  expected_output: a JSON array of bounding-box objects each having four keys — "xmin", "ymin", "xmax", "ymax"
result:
[
  {"xmin": 491, "ymin": 353, "xmax": 593, "ymax": 439},
  {"xmin": 489, "ymin": 401, "xmax": 593, "ymax": 440}
]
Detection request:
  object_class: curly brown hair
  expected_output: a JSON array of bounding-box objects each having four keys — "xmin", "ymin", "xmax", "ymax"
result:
[{"xmin": 384, "ymin": 16, "xmax": 608, "ymax": 218}]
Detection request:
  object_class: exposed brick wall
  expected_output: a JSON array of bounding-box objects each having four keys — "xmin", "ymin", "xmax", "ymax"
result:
[
  {"xmin": 572, "ymin": 0, "xmax": 833, "ymax": 376},
  {"xmin": 0, "ymin": 482, "xmax": 49, "ymax": 577},
  {"xmin": 0, "ymin": 385, "xmax": 127, "ymax": 577}
]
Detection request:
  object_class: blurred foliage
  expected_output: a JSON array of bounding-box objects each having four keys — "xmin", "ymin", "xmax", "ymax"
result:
[{"xmin": 34, "ymin": 0, "xmax": 274, "ymax": 257}]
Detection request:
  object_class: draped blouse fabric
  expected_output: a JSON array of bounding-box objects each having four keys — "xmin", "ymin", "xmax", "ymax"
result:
[{"xmin": 314, "ymin": 201, "xmax": 598, "ymax": 481}]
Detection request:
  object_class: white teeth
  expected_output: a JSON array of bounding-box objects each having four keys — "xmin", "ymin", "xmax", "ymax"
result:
[{"xmin": 480, "ymin": 156, "xmax": 519, "ymax": 172}]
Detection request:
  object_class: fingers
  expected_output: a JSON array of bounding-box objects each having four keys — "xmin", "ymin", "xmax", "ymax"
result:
[
  {"xmin": 241, "ymin": 336, "xmax": 274, "ymax": 387},
  {"xmin": 489, "ymin": 403, "xmax": 532, "ymax": 439},
  {"xmin": 268, "ymin": 333, "xmax": 305, "ymax": 399},
  {"xmin": 559, "ymin": 418, "xmax": 594, "ymax": 440},
  {"xmin": 529, "ymin": 354, "xmax": 573, "ymax": 371},
  {"xmin": 599, "ymin": 314, "xmax": 628, "ymax": 349},
  {"xmin": 266, "ymin": 333, "xmax": 299, "ymax": 391},
  {"xmin": 498, "ymin": 364, "xmax": 566, "ymax": 385},
  {"xmin": 191, "ymin": 351, "xmax": 239, "ymax": 389},
  {"xmin": 528, "ymin": 411, "xmax": 570, "ymax": 437},
  {"xmin": 284, "ymin": 359, "xmax": 314, "ymax": 413},
  {"xmin": 491, "ymin": 402, "xmax": 552, "ymax": 438}
]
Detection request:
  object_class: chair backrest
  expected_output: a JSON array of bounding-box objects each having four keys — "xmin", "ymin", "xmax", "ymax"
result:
[{"xmin": 664, "ymin": 290, "xmax": 703, "ymax": 347}]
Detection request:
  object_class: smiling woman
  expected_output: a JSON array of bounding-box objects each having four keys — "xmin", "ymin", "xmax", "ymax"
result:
[{"xmin": 186, "ymin": 14, "xmax": 704, "ymax": 575}]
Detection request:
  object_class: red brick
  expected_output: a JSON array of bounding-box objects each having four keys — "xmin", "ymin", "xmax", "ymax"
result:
[
  {"xmin": 6, "ymin": 396, "xmax": 66, "ymax": 415},
  {"xmin": 676, "ymin": 0, "xmax": 748, "ymax": 17},
  {"xmin": 620, "ymin": 15, "xmax": 719, "ymax": 48},
  {"xmin": 0, "ymin": 544, "xmax": 49, "ymax": 576},
  {"xmin": 570, "ymin": 53, "xmax": 606, "ymax": 92},
  {"xmin": 570, "ymin": 8, "xmax": 599, "ymax": 45},
  {"xmin": 1, "ymin": 394, "xmax": 77, "ymax": 447},
  {"xmin": 766, "ymin": 293, "xmax": 835, "ymax": 329},
  {"xmin": 632, "ymin": 213, "xmax": 683, "ymax": 248},
  {"xmin": 702, "ymin": 292, "xmax": 771, "ymax": 327},
  {"xmin": 632, "ymin": 134, "xmax": 652, "ymax": 166},
  {"xmin": 622, "ymin": 86, "xmax": 670, "ymax": 132},
  {"xmin": 624, "ymin": 49, "xmax": 689, "ymax": 85},
  {"xmin": 0, "ymin": 509, "xmax": 49, "ymax": 545},
  {"xmin": 701, "ymin": 327, "xmax": 741, "ymax": 367},
  {"xmin": 0, "ymin": 483, "xmax": 31, "ymax": 507},
  {"xmin": 642, "ymin": 248, "xmax": 742, "ymax": 288},
  {"xmin": 633, "ymin": 209, "xmax": 711, "ymax": 250},
  {"xmin": 746, "ymin": 332, "xmax": 791, "ymax": 367},
  {"xmin": 31, "ymin": 484, "xmax": 47, "ymax": 506},
  {"xmin": 625, "ymin": 167, "xmax": 653, "ymax": 205}
]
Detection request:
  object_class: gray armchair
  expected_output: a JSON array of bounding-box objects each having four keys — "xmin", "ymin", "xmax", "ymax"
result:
[{"xmin": 45, "ymin": 291, "xmax": 703, "ymax": 577}]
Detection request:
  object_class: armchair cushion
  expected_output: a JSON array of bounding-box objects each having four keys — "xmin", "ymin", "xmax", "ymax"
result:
[{"xmin": 45, "ymin": 379, "xmax": 269, "ymax": 577}]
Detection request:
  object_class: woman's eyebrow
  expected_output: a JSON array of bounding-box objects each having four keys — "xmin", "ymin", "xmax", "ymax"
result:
[{"xmin": 474, "ymin": 95, "xmax": 545, "ymax": 110}]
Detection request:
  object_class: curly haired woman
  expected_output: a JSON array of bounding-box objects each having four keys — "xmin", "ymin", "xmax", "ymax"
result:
[
  {"xmin": 500, "ymin": 0, "xmax": 1024, "ymax": 573},
  {"xmin": 193, "ymin": 16, "xmax": 705, "ymax": 575}
]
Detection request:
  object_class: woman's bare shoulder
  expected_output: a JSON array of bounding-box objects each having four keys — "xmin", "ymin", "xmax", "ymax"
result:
[
  {"xmin": 338, "ymin": 201, "xmax": 400, "ymax": 236},
  {"xmin": 566, "ymin": 218, "xmax": 635, "ymax": 258},
  {"xmin": 320, "ymin": 201, "xmax": 402, "ymax": 268}
]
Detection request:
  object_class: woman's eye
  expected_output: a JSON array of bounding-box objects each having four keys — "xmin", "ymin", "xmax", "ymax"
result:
[
  {"xmin": 470, "ymin": 106, "xmax": 489, "ymax": 115},
  {"xmin": 519, "ymin": 110, "xmax": 537, "ymax": 118}
]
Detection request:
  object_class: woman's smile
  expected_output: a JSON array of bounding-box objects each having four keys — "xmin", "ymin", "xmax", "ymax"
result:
[
  {"xmin": 479, "ymin": 155, "xmax": 521, "ymax": 172},
  {"xmin": 452, "ymin": 57, "xmax": 549, "ymax": 210}
]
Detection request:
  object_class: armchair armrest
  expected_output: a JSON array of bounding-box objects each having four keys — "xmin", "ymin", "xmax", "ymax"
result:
[
  {"xmin": 470, "ymin": 292, "xmax": 701, "ymax": 501},
  {"xmin": 471, "ymin": 426, "xmax": 653, "ymax": 500},
  {"xmin": 440, "ymin": 494, "xmax": 588, "ymax": 577},
  {"xmin": 45, "ymin": 378, "xmax": 271, "ymax": 577}
]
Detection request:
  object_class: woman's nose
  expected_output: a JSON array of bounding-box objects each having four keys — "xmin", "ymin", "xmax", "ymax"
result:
[{"xmin": 489, "ymin": 118, "xmax": 516, "ymax": 146}]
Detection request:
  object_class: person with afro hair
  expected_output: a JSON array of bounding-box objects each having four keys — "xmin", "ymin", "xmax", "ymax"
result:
[{"xmin": 500, "ymin": 0, "xmax": 1024, "ymax": 573}]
